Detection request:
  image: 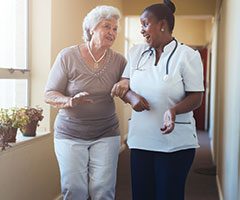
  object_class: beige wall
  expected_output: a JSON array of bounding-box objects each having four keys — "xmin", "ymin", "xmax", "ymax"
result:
[
  {"xmin": 122, "ymin": 0, "xmax": 216, "ymax": 16},
  {"xmin": 0, "ymin": 135, "xmax": 59, "ymax": 200},
  {"xmin": 30, "ymin": 0, "xmax": 51, "ymax": 133},
  {"xmin": 174, "ymin": 17, "xmax": 213, "ymax": 46},
  {"xmin": 125, "ymin": 16, "xmax": 212, "ymax": 47},
  {"xmin": 211, "ymin": 0, "xmax": 240, "ymax": 199},
  {"xmin": 51, "ymin": 0, "xmax": 124, "ymax": 59}
]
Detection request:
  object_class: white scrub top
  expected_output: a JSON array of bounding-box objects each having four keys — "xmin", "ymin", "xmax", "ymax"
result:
[{"xmin": 122, "ymin": 39, "xmax": 204, "ymax": 152}]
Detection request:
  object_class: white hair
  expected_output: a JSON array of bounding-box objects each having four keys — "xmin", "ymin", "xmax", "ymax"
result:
[{"xmin": 82, "ymin": 5, "xmax": 121, "ymax": 42}]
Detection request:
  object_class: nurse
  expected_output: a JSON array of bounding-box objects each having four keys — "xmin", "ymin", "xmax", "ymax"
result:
[{"xmin": 111, "ymin": 0, "xmax": 204, "ymax": 200}]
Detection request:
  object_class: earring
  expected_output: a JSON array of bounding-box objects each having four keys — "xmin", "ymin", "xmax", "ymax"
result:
[{"xmin": 161, "ymin": 28, "xmax": 164, "ymax": 32}]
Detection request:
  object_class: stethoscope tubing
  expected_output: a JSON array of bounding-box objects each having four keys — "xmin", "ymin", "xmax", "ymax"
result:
[
  {"xmin": 136, "ymin": 38, "xmax": 178, "ymax": 81},
  {"xmin": 165, "ymin": 38, "xmax": 178, "ymax": 75}
]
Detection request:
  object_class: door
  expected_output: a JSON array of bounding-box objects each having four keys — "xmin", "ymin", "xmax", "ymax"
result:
[{"xmin": 193, "ymin": 47, "xmax": 208, "ymax": 130}]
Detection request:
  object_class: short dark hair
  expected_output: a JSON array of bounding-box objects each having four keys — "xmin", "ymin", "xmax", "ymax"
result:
[{"xmin": 143, "ymin": 0, "xmax": 176, "ymax": 32}]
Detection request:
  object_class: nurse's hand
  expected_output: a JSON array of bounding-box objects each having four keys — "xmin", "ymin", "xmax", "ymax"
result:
[
  {"xmin": 161, "ymin": 108, "xmax": 176, "ymax": 134},
  {"xmin": 111, "ymin": 79, "xmax": 130, "ymax": 98},
  {"xmin": 123, "ymin": 90, "xmax": 150, "ymax": 112},
  {"xmin": 69, "ymin": 92, "xmax": 94, "ymax": 107}
]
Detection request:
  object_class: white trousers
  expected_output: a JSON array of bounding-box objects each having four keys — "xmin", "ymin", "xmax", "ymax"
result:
[{"xmin": 54, "ymin": 136, "xmax": 120, "ymax": 200}]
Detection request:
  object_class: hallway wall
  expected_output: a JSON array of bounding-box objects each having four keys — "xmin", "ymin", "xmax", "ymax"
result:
[
  {"xmin": 122, "ymin": 0, "xmax": 216, "ymax": 16},
  {"xmin": 174, "ymin": 17, "xmax": 213, "ymax": 46},
  {"xmin": 211, "ymin": 0, "xmax": 240, "ymax": 199},
  {"xmin": 0, "ymin": 134, "xmax": 59, "ymax": 200}
]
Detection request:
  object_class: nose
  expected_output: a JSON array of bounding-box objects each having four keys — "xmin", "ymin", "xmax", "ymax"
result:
[
  {"xmin": 109, "ymin": 28, "xmax": 115, "ymax": 36},
  {"xmin": 140, "ymin": 26, "xmax": 145, "ymax": 35}
]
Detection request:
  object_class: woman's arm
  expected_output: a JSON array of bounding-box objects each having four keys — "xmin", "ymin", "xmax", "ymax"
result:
[
  {"xmin": 44, "ymin": 91, "xmax": 93, "ymax": 108},
  {"xmin": 111, "ymin": 78, "xmax": 130, "ymax": 98}
]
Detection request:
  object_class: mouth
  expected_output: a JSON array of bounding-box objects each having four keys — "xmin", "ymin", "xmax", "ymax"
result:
[
  {"xmin": 106, "ymin": 36, "xmax": 114, "ymax": 42},
  {"xmin": 144, "ymin": 35, "xmax": 151, "ymax": 42}
]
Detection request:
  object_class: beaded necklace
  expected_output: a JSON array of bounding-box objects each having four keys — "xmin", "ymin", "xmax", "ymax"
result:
[{"xmin": 87, "ymin": 42, "xmax": 107, "ymax": 68}]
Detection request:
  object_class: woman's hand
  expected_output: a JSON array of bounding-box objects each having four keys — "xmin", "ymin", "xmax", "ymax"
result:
[
  {"xmin": 69, "ymin": 92, "xmax": 94, "ymax": 107},
  {"xmin": 160, "ymin": 108, "xmax": 176, "ymax": 134},
  {"xmin": 111, "ymin": 79, "xmax": 130, "ymax": 98},
  {"xmin": 44, "ymin": 91, "xmax": 93, "ymax": 108}
]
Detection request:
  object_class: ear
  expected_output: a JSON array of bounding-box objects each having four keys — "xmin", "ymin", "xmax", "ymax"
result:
[
  {"xmin": 90, "ymin": 29, "xmax": 94, "ymax": 35},
  {"xmin": 158, "ymin": 19, "xmax": 168, "ymax": 32}
]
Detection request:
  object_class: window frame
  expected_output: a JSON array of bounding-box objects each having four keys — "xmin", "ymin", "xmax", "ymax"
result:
[{"xmin": 0, "ymin": 0, "xmax": 30, "ymax": 107}]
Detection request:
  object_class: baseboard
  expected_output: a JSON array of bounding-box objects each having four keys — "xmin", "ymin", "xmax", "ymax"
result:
[
  {"xmin": 210, "ymin": 139, "xmax": 215, "ymax": 162},
  {"xmin": 54, "ymin": 194, "xmax": 63, "ymax": 200},
  {"xmin": 216, "ymin": 175, "xmax": 223, "ymax": 200}
]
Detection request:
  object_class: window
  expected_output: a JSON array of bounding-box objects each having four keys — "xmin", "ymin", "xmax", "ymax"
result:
[
  {"xmin": 0, "ymin": 0, "xmax": 29, "ymax": 108},
  {"xmin": 124, "ymin": 16, "xmax": 145, "ymax": 56}
]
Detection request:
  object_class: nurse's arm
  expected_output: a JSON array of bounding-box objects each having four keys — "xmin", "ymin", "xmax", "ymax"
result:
[
  {"xmin": 121, "ymin": 90, "xmax": 150, "ymax": 112},
  {"xmin": 171, "ymin": 92, "xmax": 203, "ymax": 115},
  {"xmin": 111, "ymin": 78, "xmax": 150, "ymax": 112},
  {"xmin": 161, "ymin": 92, "xmax": 203, "ymax": 134}
]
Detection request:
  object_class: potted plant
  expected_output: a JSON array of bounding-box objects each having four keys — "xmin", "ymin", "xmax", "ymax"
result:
[
  {"xmin": 0, "ymin": 107, "xmax": 29, "ymax": 144},
  {"xmin": 0, "ymin": 125, "xmax": 12, "ymax": 150},
  {"xmin": 20, "ymin": 106, "xmax": 44, "ymax": 137}
]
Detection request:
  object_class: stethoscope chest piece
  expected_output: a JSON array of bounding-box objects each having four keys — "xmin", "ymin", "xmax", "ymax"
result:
[{"xmin": 163, "ymin": 74, "xmax": 169, "ymax": 81}]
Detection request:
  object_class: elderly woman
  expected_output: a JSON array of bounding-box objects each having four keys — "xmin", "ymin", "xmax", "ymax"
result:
[{"xmin": 44, "ymin": 6, "xmax": 127, "ymax": 200}]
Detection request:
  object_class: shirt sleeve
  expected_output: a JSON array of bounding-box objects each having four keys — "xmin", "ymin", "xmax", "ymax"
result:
[
  {"xmin": 118, "ymin": 56, "xmax": 127, "ymax": 80},
  {"xmin": 122, "ymin": 45, "xmax": 139, "ymax": 79},
  {"xmin": 121, "ymin": 52, "xmax": 131, "ymax": 79},
  {"xmin": 44, "ymin": 52, "xmax": 68, "ymax": 94},
  {"xmin": 182, "ymin": 50, "xmax": 205, "ymax": 92}
]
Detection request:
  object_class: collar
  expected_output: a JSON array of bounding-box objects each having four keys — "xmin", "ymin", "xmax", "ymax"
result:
[
  {"xmin": 162, "ymin": 38, "xmax": 178, "ymax": 53},
  {"xmin": 139, "ymin": 38, "xmax": 178, "ymax": 56}
]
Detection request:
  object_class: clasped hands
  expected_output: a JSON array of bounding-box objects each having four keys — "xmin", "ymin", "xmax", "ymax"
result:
[{"xmin": 111, "ymin": 79, "xmax": 150, "ymax": 112}]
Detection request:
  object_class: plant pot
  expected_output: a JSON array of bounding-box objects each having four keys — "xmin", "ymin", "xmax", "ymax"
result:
[
  {"xmin": 5, "ymin": 127, "xmax": 18, "ymax": 142},
  {"xmin": 21, "ymin": 121, "xmax": 38, "ymax": 137}
]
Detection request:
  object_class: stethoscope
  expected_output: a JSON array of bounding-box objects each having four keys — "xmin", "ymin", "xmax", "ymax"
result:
[{"xmin": 135, "ymin": 38, "xmax": 178, "ymax": 81}]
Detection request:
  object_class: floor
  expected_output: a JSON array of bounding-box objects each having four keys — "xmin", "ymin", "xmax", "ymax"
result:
[{"xmin": 115, "ymin": 131, "xmax": 220, "ymax": 200}]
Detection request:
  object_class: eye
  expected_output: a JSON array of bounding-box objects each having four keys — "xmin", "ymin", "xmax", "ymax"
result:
[
  {"xmin": 140, "ymin": 20, "xmax": 148, "ymax": 29},
  {"xmin": 143, "ymin": 22, "xmax": 149, "ymax": 28},
  {"xmin": 103, "ymin": 24, "xmax": 111, "ymax": 29}
]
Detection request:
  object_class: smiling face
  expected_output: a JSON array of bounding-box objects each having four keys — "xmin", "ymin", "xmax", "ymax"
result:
[
  {"xmin": 91, "ymin": 18, "xmax": 118, "ymax": 48},
  {"xmin": 140, "ymin": 11, "xmax": 163, "ymax": 48}
]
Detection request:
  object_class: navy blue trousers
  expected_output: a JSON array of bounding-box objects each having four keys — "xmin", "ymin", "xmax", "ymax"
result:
[{"xmin": 130, "ymin": 148, "xmax": 195, "ymax": 200}]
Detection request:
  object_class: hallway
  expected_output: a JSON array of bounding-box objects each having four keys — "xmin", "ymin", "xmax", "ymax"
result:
[{"xmin": 115, "ymin": 131, "xmax": 219, "ymax": 200}]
